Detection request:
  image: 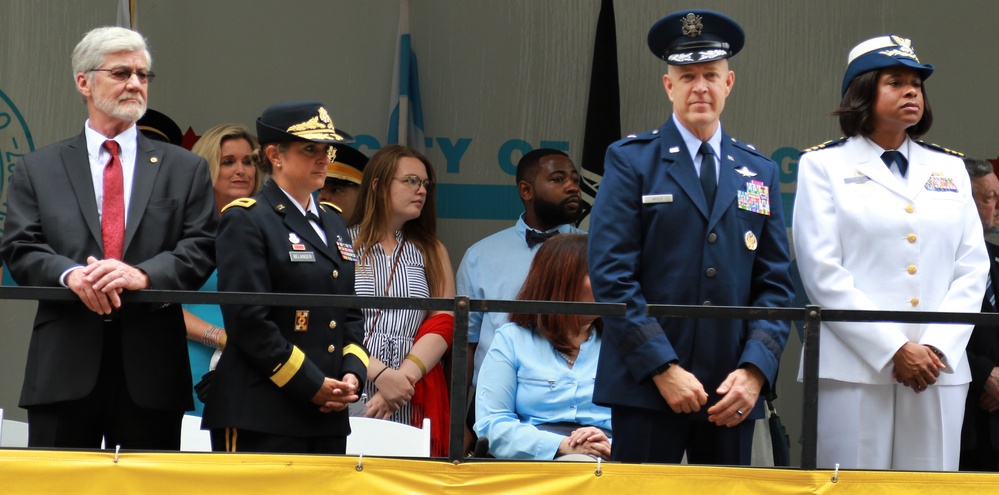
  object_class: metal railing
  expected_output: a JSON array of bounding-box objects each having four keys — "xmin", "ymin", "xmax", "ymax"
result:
[{"xmin": 3, "ymin": 285, "xmax": 997, "ymax": 467}]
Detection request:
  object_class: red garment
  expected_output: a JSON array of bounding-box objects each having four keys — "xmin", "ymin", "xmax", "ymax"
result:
[
  {"xmin": 410, "ymin": 313, "xmax": 453, "ymax": 457},
  {"xmin": 101, "ymin": 140, "xmax": 125, "ymax": 260}
]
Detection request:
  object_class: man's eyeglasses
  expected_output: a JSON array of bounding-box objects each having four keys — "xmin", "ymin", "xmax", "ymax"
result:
[
  {"xmin": 88, "ymin": 67, "xmax": 156, "ymax": 83},
  {"xmin": 393, "ymin": 175, "xmax": 434, "ymax": 191}
]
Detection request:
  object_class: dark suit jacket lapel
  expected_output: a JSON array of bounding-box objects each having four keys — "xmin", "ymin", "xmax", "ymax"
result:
[
  {"xmin": 124, "ymin": 134, "xmax": 162, "ymax": 253},
  {"xmin": 660, "ymin": 120, "xmax": 710, "ymax": 220},
  {"xmin": 986, "ymin": 242, "xmax": 999, "ymax": 312},
  {"xmin": 263, "ymin": 184, "xmax": 340, "ymax": 264},
  {"xmin": 62, "ymin": 133, "xmax": 103, "ymax": 247}
]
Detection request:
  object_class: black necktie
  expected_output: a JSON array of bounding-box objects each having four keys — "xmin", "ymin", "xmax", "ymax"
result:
[
  {"xmin": 881, "ymin": 150, "xmax": 908, "ymax": 177},
  {"xmin": 988, "ymin": 274, "xmax": 996, "ymax": 310},
  {"xmin": 698, "ymin": 142, "xmax": 717, "ymax": 209},
  {"xmin": 307, "ymin": 211, "xmax": 323, "ymax": 228},
  {"xmin": 525, "ymin": 229, "xmax": 558, "ymax": 248}
]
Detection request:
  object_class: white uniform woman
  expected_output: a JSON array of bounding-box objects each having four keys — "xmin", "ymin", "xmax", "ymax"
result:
[{"xmin": 793, "ymin": 35, "xmax": 989, "ymax": 471}]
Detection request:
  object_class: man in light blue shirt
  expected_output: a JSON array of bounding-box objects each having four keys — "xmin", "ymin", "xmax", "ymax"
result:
[
  {"xmin": 457, "ymin": 149, "xmax": 585, "ymax": 452},
  {"xmin": 457, "ymin": 149, "xmax": 585, "ymax": 389}
]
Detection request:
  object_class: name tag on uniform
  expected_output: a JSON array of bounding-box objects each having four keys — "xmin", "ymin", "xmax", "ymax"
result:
[
  {"xmin": 290, "ymin": 251, "xmax": 316, "ymax": 262},
  {"xmin": 642, "ymin": 194, "xmax": 673, "ymax": 204}
]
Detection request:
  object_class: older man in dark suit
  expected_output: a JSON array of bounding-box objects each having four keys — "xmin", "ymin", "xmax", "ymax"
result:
[
  {"xmin": 961, "ymin": 157, "xmax": 999, "ymax": 471},
  {"xmin": 0, "ymin": 26, "xmax": 216, "ymax": 450},
  {"xmin": 588, "ymin": 10, "xmax": 793, "ymax": 465}
]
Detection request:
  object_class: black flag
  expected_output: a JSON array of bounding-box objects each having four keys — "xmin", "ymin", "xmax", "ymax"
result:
[{"xmin": 578, "ymin": 0, "xmax": 620, "ymax": 227}]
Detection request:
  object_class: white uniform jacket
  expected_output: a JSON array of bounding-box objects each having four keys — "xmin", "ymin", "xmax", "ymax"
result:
[{"xmin": 793, "ymin": 136, "xmax": 988, "ymax": 385}]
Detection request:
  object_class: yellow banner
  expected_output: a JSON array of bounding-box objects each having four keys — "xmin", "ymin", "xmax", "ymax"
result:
[{"xmin": 1, "ymin": 449, "xmax": 997, "ymax": 494}]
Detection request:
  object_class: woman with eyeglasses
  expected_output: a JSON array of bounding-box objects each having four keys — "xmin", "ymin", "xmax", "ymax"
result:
[
  {"xmin": 348, "ymin": 144, "xmax": 455, "ymax": 457},
  {"xmin": 202, "ymin": 100, "xmax": 368, "ymax": 455}
]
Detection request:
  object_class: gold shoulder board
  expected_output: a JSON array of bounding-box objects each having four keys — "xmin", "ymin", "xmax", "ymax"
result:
[
  {"xmin": 221, "ymin": 198, "xmax": 256, "ymax": 213},
  {"xmin": 320, "ymin": 201, "xmax": 343, "ymax": 214}
]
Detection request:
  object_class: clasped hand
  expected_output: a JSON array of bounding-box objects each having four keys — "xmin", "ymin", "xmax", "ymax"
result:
[
  {"xmin": 67, "ymin": 256, "xmax": 149, "ymax": 314},
  {"xmin": 891, "ymin": 342, "xmax": 944, "ymax": 393},
  {"xmin": 653, "ymin": 364, "xmax": 763, "ymax": 428},
  {"xmin": 557, "ymin": 426, "xmax": 611, "ymax": 460},
  {"xmin": 311, "ymin": 374, "xmax": 360, "ymax": 413},
  {"xmin": 364, "ymin": 368, "xmax": 416, "ymax": 419}
]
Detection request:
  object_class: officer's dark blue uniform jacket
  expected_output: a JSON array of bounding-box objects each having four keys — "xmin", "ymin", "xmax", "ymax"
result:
[
  {"xmin": 203, "ymin": 180, "xmax": 368, "ymax": 437},
  {"xmin": 588, "ymin": 118, "xmax": 793, "ymax": 420}
]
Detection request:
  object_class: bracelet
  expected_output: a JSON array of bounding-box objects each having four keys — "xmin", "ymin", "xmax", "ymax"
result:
[
  {"xmin": 405, "ymin": 354, "xmax": 428, "ymax": 377},
  {"xmin": 201, "ymin": 325, "xmax": 224, "ymax": 349},
  {"xmin": 372, "ymin": 366, "xmax": 389, "ymax": 384}
]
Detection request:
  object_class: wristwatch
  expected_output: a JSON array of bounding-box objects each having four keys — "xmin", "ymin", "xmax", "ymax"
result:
[{"xmin": 652, "ymin": 361, "xmax": 676, "ymax": 377}]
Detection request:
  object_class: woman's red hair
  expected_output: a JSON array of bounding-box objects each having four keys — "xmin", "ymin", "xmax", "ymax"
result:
[{"xmin": 509, "ymin": 233, "xmax": 591, "ymax": 354}]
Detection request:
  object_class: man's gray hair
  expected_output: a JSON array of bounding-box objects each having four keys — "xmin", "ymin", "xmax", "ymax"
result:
[
  {"xmin": 71, "ymin": 26, "xmax": 151, "ymax": 84},
  {"xmin": 964, "ymin": 156, "xmax": 994, "ymax": 180}
]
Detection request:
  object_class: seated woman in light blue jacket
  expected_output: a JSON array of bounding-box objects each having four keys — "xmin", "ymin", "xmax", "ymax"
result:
[{"xmin": 474, "ymin": 233, "xmax": 611, "ymax": 460}]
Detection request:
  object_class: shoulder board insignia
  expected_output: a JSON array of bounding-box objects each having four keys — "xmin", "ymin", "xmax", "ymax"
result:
[
  {"xmin": 621, "ymin": 129, "xmax": 659, "ymax": 145},
  {"xmin": 802, "ymin": 137, "xmax": 848, "ymax": 154},
  {"xmin": 320, "ymin": 201, "xmax": 343, "ymax": 214},
  {"xmin": 916, "ymin": 140, "xmax": 964, "ymax": 157},
  {"xmin": 221, "ymin": 198, "xmax": 256, "ymax": 213},
  {"xmin": 729, "ymin": 137, "xmax": 768, "ymax": 159}
]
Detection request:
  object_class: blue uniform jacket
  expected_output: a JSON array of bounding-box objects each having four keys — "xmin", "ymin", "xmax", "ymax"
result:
[{"xmin": 588, "ymin": 118, "xmax": 793, "ymax": 419}]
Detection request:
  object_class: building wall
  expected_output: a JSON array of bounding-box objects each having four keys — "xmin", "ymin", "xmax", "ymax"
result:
[{"xmin": 2, "ymin": 0, "xmax": 997, "ymax": 464}]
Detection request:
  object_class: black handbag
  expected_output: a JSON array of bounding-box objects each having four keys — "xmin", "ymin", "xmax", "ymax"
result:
[
  {"xmin": 194, "ymin": 370, "xmax": 214, "ymax": 404},
  {"xmin": 765, "ymin": 390, "xmax": 791, "ymax": 466}
]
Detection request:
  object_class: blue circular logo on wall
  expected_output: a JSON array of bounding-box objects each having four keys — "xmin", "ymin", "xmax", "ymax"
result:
[{"xmin": 0, "ymin": 89, "xmax": 35, "ymax": 241}]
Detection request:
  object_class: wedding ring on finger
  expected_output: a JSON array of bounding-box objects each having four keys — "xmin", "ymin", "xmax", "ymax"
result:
[{"xmin": 735, "ymin": 409, "xmax": 744, "ymax": 416}]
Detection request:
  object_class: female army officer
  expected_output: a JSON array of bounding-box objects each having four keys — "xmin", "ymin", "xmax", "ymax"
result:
[{"xmin": 203, "ymin": 100, "xmax": 368, "ymax": 455}]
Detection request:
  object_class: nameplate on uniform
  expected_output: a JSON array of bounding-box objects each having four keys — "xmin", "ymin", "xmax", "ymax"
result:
[
  {"xmin": 737, "ymin": 180, "xmax": 770, "ymax": 215},
  {"xmin": 843, "ymin": 174, "xmax": 870, "ymax": 185},
  {"xmin": 290, "ymin": 251, "xmax": 316, "ymax": 262},
  {"xmin": 924, "ymin": 173, "xmax": 958, "ymax": 193},
  {"xmin": 642, "ymin": 194, "xmax": 673, "ymax": 204}
]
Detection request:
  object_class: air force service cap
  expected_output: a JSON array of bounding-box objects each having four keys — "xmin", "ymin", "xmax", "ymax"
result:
[
  {"xmin": 256, "ymin": 100, "xmax": 354, "ymax": 146},
  {"xmin": 842, "ymin": 34, "xmax": 934, "ymax": 96},
  {"xmin": 648, "ymin": 10, "xmax": 745, "ymax": 65}
]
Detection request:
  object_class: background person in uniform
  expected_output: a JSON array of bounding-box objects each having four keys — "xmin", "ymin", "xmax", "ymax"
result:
[
  {"xmin": 474, "ymin": 233, "xmax": 611, "ymax": 461},
  {"xmin": 136, "ymin": 108, "xmax": 184, "ymax": 146},
  {"xmin": 960, "ymin": 156, "xmax": 999, "ymax": 471},
  {"xmin": 317, "ymin": 144, "xmax": 368, "ymax": 221},
  {"xmin": 793, "ymin": 35, "xmax": 988, "ymax": 471},
  {"xmin": 348, "ymin": 144, "xmax": 455, "ymax": 457},
  {"xmin": 456, "ymin": 148, "xmax": 583, "ymax": 452},
  {"xmin": 0, "ymin": 26, "xmax": 217, "ymax": 450},
  {"xmin": 181, "ymin": 123, "xmax": 260, "ymax": 418},
  {"xmin": 587, "ymin": 10, "xmax": 793, "ymax": 465},
  {"xmin": 202, "ymin": 101, "xmax": 368, "ymax": 455}
]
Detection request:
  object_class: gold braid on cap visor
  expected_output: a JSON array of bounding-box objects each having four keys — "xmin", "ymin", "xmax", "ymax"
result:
[{"xmin": 285, "ymin": 107, "xmax": 346, "ymax": 141}]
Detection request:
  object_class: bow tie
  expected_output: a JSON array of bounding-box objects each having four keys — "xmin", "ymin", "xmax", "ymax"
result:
[{"xmin": 525, "ymin": 229, "xmax": 559, "ymax": 248}]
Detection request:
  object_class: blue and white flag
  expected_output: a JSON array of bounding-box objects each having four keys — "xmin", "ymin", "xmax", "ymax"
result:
[
  {"xmin": 117, "ymin": 0, "xmax": 138, "ymax": 29},
  {"xmin": 387, "ymin": 0, "xmax": 426, "ymax": 153}
]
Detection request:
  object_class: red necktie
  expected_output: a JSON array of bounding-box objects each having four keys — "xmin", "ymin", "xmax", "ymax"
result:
[{"xmin": 102, "ymin": 140, "xmax": 125, "ymax": 260}]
